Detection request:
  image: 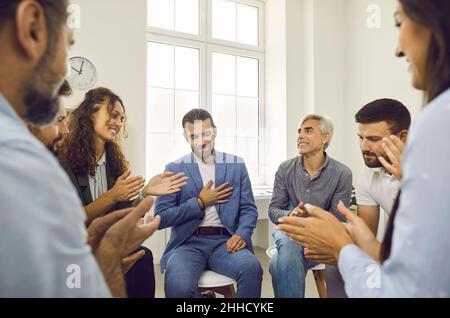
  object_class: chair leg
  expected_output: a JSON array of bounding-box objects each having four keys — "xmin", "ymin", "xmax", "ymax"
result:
[
  {"xmin": 313, "ymin": 269, "xmax": 327, "ymax": 298},
  {"xmin": 200, "ymin": 284, "xmax": 236, "ymax": 298}
]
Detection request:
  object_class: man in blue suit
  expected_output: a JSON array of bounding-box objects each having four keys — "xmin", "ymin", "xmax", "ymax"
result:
[{"xmin": 155, "ymin": 109, "xmax": 263, "ymax": 298}]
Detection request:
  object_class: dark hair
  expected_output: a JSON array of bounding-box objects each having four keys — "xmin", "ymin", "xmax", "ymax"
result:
[
  {"xmin": 0, "ymin": 1, "xmax": 68, "ymax": 46},
  {"xmin": 58, "ymin": 80, "xmax": 72, "ymax": 97},
  {"xmin": 62, "ymin": 87, "xmax": 128, "ymax": 177},
  {"xmin": 355, "ymin": 99, "xmax": 411, "ymax": 134},
  {"xmin": 399, "ymin": 0, "xmax": 450, "ymax": 102},
  {"xmin": 182, "ymin": 108, "xmax": 216, "ymax": 128}
]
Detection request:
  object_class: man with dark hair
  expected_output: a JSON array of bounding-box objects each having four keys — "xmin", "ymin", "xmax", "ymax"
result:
[
  {"xmin": 325, "ymin": 98, "xmax": 411, "ymax": 298},
  {"xmin": 0, "ymin": 0, "xmax": 159, "ymax": 297},
  {"xmin": 155, "ymin": 108, "xmax": 263, "ymax": 298},
  {"xmin": 354, "ymin": 98, "xmax": 410, "ymax": 234},
  {"xmin": 28, "ymin": 80, "xmax": 71, "ymax": 155}
]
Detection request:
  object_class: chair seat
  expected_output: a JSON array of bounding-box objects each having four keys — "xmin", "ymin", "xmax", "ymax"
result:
[
  {"xmin": 266, "ymin": 245, "xmax": 326, "ymax": 270},
  {"xmin": 198, "ymin": 270, "xmax": 236, "ymax": 288}
]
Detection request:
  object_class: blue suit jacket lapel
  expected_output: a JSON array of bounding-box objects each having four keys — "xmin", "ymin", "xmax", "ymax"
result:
[
  {"xmin": 184, "ymin": 153, "xmax": 203, "ymax": 194},
  {"xmin": 215, "ymin": 152, "xmax": 227, "ymax": 215}
]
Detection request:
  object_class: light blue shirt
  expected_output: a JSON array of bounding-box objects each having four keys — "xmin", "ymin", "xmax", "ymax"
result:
[
  {"xmin": 0, "ymin": 94, "xmax": 110, "ymax": 297},
  {"xmin": 338, "ymin": 88, "xmax": 450, "ymax": 297}
]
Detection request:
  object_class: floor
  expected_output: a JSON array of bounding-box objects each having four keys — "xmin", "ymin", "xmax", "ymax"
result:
[{"xmin": 154, "ymin": 247, "xmax": 319, "ymax": 298}]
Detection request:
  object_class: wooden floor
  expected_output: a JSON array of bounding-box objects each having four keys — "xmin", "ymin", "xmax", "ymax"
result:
[{"xmin": 154, "ymin": 247, "xmax": 319, "ymax": 298}]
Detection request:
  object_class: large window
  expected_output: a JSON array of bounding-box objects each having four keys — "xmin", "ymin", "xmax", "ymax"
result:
[{"xmin": 146, "ymin": 0, "xmax": 265, "ymax": 184}]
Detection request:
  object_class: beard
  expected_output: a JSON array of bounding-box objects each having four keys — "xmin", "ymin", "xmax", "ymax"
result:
[
  {"xmin": 362, "ymin": 151, "xmax": 391, "ymax": 168},
  {"xmin": 49, "ymin": 134, "xmax": 64, "ymax": 156},
  {"xmin": 192, "ymin": 144, "xmax": 215, "ymax": 162},
  {"xmin": 22, "ymin": 43, "xmax": 63, "ymax": 126}
]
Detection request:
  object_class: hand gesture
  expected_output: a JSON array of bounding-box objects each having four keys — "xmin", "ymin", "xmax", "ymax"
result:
[
  {"xmin": 198, "ymin": 180, "xmax": 233, "ymax": 208},
  {"xmin": 379, "ymin": 135, "xmax": 405, "ymax": 181},
  {"xmin": 227, "ymin": 234, "xmax": 247, "ymax": 253},
  {"xmin": 109, "ymin": 170, "xmax": 145, "ymax": 202},
  {"xmin": 99, "ymin": 197, "xmax": 160, "ymax": 258},
  {"xmin": 142, "ymin": 172, "xmax": 188, "ymax": 197},
  {"xmin": 338, "ymin": 201, "xmax": 381, "ymax": 261},
  {"xmin": 289, "ymin": 201, "xmax": 308, "ymax": 217}
]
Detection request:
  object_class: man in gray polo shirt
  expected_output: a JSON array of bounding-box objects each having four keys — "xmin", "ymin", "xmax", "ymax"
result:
[{"xmin": 268, "ymin": 114, "xmax": 352, "ymax": 298}]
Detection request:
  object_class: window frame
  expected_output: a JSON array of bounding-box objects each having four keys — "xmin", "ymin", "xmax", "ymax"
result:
[{"xmin": 146, "ymin": 0, "xmax": 266, "ymax": 185}]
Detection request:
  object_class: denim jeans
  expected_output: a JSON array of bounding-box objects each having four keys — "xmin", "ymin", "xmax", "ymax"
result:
[
  {"xmin": 164, "ymin": 233, "xmax": 263, "ymax": 298},
  {"xmin": 269, "ymin": 231, "xmax": 317, "ymax": 298}
]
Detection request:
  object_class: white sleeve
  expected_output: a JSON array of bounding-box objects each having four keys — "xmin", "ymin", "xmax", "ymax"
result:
[{"xmin": 355, "ymin": 169, "xmax": 378, "ymax": 206}]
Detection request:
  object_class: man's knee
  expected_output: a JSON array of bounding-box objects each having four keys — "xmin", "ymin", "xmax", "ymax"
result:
[
  {"xmin": 237, "ymin": 256, "xmax": 263, "ymax": 279},
  {"xmin": 164, "ymin": 267, "xmax": 199, "ymax": 298}
]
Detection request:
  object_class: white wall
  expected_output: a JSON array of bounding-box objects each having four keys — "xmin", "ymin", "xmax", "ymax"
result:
[
  {"xmin": 64, "ymin": 0, "xmax": 147, "ymax": 177},
  {"xmin": 342, "ymin": 0, "xmax": 422, "ymax": 176}
]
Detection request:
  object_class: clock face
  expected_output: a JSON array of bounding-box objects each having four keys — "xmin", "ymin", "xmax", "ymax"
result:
[{"xmin": 67, "ymin": 56, "xmax": 97, "ymax": 90}]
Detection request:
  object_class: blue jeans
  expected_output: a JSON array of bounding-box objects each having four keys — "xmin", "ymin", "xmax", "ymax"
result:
[
  {"xmin": 164, "ymin": 233, "xmax": 263, "ymax": 298},
  {"xmin": 269, "ymin": 231, "xmax": 317, "ymax": 298}
]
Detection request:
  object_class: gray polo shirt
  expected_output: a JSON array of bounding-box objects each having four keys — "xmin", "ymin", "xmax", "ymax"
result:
[{"xmin": 268, "ymin": 154, "xmax": 352, "ymax": 224}]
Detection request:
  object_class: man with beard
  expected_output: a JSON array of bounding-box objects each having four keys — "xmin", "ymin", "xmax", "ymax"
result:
[
  {"xmin": 0, "ymin": 0, "xmax": 159, "ymax": 297},
  {"xmin": 27, "ymin": 80, "xmax": 71, "ymax": 155},
  {"xmin": 155, "ymin": 109, "xmax": 263, "ymax": 298},
  {"xmin": 323, "ymin": 99, "xmax": 410, "ymax": 298},
  {"xmin": 355, "ymin": 99, "xmax": 410, "ymax": 236}
]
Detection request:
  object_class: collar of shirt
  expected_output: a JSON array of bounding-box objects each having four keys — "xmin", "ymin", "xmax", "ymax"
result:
[
  {"xmin": 0, "ymin": 93, "xmax": 28, "ymax": 132},
  {"xmin": 193, "ymin": 152, "xmax": 216, "ymax": 165},
  {"xmin": 372, "ymin": 167, "xmax": 395, "ymax": 180},
  {"xmin": 97, "ymin": 151, "xmax": 106, "ymax": 167},
  {"xmin": 300, "ymin": 152, "xmax": 330, "ymax": 174}
]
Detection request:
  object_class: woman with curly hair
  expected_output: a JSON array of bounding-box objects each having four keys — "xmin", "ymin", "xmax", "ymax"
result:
[{"xmin": 60, "ymin": 87, "xmax": 188, "ymax": 298}]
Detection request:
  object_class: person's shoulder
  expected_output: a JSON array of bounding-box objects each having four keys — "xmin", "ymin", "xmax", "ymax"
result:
[
  {"xmin": 278, "ymin": 156, "xmax": 299, "ymax": 171},
  {"xmin": 0, "ymin": 135, "xmax": 86, "ymax": 224},
  {"xmin": 217, "ymin": 151, "xmax": 245, "ymax": 164},
  {"xmin": 328, "ymin": 156, "xmax": 352, "ymax": 176},
  {"xmin": 412, "ymin": 89, "xmax": 450, "ymax": 137}
]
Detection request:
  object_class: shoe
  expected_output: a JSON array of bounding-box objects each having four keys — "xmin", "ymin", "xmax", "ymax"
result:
[{"xmin": 201, "ymin": 290, "xmax": 216, "ymax": 298}]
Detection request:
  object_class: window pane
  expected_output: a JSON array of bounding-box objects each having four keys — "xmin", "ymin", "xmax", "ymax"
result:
[
  {"xmin": 148, "ymin": 42, "xmax": 174, "ymax": 88},
  {"xmin": 147, "ymin": 87, "xmax": 174, "ymax": 134},
  {"xmin": 212, "ymin": 94, "xmax": 236, "ymax": 136},
  {"xmin": 236, "ymin": 137, "xmax": 259, "ymax": 179},
  {"xmin": 175, "ymin": 91, "xmax": 199, "ymax": 132},
  {"xmin": 237, "ymin": 97, "xmax": 259, "ymax": 138},
  {"xmin": 212, "ymin": 0, "xmax": 236, "ymax": 42},
  {"xmin": 175, "ymin": 46, "xmax": 199, "ymax": 91},
  {"xmin": 237, "ymin": 3, "xmax": 258, "ymax": 46},
  {"xmin": 215, "ymin": 136, "xmax": 236, "ymax": 155},
  {"xmin": 173, "ymin": 133, "xmax": 191, "ymax": 160},
  {"xmin": 237, "ymin": 56, "xmax": 259, "ymax": 97},
  {"xmin": 212, "ymin": 52, "xmax": 236, "ymax": 95},
  {"xmin": 148, "ymin": 0, "xmax": 174, "ymax": 30},
  {"xmin": 175, "ymin": 0, "xmax": 199, "ymax": 34},
  {"xmin": 147, "ymin": 133, "xmax": 174, "ymax": 177}
]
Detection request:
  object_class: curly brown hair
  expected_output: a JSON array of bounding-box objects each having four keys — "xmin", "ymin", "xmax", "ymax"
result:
[{"xmin": 62, "ymin": 87, "xmax": 128, "ymax": 177}]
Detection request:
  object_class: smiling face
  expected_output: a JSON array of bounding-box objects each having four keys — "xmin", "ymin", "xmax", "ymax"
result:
[
  {"xmin": 92, "ymin": 99, "xmax": 125, "ymax": 143},
  {"xmin": 395, "ymin": 2, "xmax": 432, "ymax": 90},
  {"xmin": 184, "ymin": 119, "xmax": 216, "ymax": 162},
  {"xmin": 297, "ymin": 119, "xmax": 330, "ymax": 156}
]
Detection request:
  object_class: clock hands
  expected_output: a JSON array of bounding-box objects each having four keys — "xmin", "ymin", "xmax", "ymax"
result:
[
  {"xmin": 71, "ymin": 66, "xmax": 81, "ymax": 75},
  {"xmin": 80, "ymin": 60, "xmax": 85, "ymax": 74}
]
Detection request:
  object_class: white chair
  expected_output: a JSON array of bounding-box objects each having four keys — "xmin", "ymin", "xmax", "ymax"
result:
[
  {"xmin": 266, "ymin": 245, "xmax": 327, "ymax": 298},
  {"xmin": 198, "ymin": 270, "xmax": 236, "ymax": 298}
]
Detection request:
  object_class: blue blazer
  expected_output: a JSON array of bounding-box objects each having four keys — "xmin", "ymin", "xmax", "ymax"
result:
[{"xmin": 155, "ymin": 152, "xmax": 258, "ymax": 270}]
